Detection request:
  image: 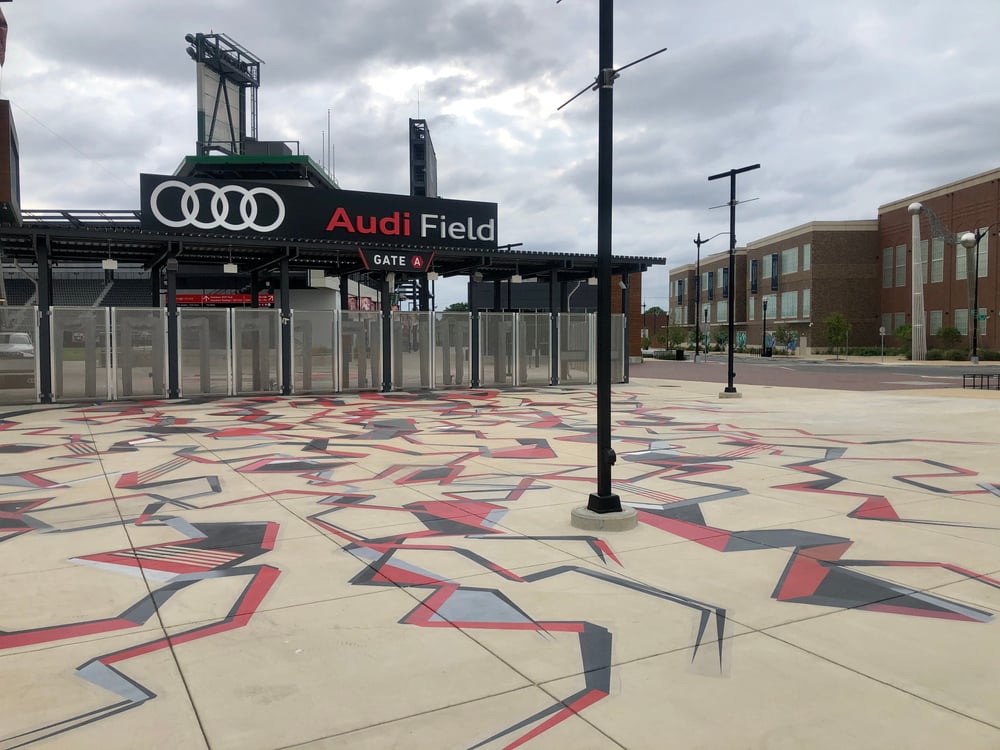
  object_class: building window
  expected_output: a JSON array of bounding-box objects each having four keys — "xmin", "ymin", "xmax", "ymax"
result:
[
  {"xmin": 707, "ymin": 271, "xmax": 715, "ymax": 300},
  {"xmin": 972, "ymin": 228, "xmax": 989, "ymax": 277},
  {"xmin": 893, "ymin": 312, "xmax": 906, "ymax": 333},
  {"xmin": 931, "ymin": 239, "xmax": 944, "ymax": 283},
  {"xmin": 762, "ymin": 254, "xmax": 771, "ymax": 281},
  {"xmin": 722, "ymin": 267, "xmax": 729, "ymax": 298},
  {"xmin": 781, "ymin": 291, "xmax": 797, "ymax": 319},
  {"xmin": 782, "ymin": 247, "xmax": 798, "ymax": 275},
  {"xmin": 956, "ymin": 247, "xmax": 967, "ymax": 281},
  {"xmin": 749, "ymin": 299, "xmax": 756, "ymax": 321},
  {"xmin": 717, "ymin": 300, "xmax": 727, "ymax": 322},
  {"xmin": 676, "ymin": 279, "xmax": 684, "ymax": 305},
  {"xmin": 882, "ymin": 248, "xmax": 893, "ymax": 288},
  {"xmin": 929, "ymin": 310, "xmax": 943, "ymax": 336},
  {"xmin": 764, "ymin": 294, "xmax": 777, "ymax": 320},
  {"xmin": 771, "ymin": 253, "xmax": 779, "ymax": 290},
  {"xmin": 802, "ymin": 243, "xmax": 811, "ymax": 271},
  {"xmin": 802, "ymin": 288, "xmax": 811, "ymax": 317},
  {"xmin": 882, "ymin": 313, "xmax": 892, "ymax": 333},
  {"xmin": 702, "ymin": 303, "xmax": 711, "ymax": 324},
  {"xmin": 702, "ymin": 271, "xmax": 710, "ymax": 295},
  {"xmin": 750, "ymin": 259, "xmax": 759, "ymax": 294},
  {"xmin": 955, "ymin": 309, "xmax": 968, "ymax": 335},
  {"xmin": 895, "ymin": 245, "xmax": 906, "ymax": 287},
  {"xmin": 919, "ymin": 239, "xmax": 928, "ymax": 285}
]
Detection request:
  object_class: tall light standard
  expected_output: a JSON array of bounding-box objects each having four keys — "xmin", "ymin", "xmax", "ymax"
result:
[
  {"xmin": 960, "ymin": 230, "xmax": 988, "ymax": 363},
  {"xmin": 693, "ymin": 231, "xmax": 728, "ymax": 363},
  {"xmin": 762, "ymin": 297, "xmax": 768, "ymax": 353},
  {"xmin": 708, "ymin": 163, "xmax": 760, "ymax": 396}
]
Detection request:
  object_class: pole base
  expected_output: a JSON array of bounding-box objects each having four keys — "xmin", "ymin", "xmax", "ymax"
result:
[
  {"xmin": 571, "ymin": 504, "xmax": 638, "ymax": 531},
  {"xmin": 586, "ymin": 492, "xmax": 623, "ymax": 513},
  {"xmin": 719, "ymin": 390, "xmax": 742, "ymax": 399}
]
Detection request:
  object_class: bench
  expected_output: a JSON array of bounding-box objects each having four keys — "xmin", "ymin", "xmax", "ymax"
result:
[{"xmin": 962, "ymin": 372, "xmax": 1000, "ymax": 389}]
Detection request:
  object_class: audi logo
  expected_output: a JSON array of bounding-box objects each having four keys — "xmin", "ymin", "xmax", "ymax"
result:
[{"xmin": 148, "ymin": 180, "xmax": 286, "ymax": 232}]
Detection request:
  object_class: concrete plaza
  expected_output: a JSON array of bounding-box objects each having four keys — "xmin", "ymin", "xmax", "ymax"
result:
[{"xmin": 1, "ymin": 376, "xmax": 999, "ymax": 749}]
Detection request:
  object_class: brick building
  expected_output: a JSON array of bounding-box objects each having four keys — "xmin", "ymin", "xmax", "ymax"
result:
[{"xmin": 669, "ymin": 166, "xmax": 1000, "ymax": 355}]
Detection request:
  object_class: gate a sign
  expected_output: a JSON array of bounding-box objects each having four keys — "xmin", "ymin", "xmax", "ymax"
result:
[{"xmin": 358, "ymin": 248, "xmax": 435, "ymax": 273}]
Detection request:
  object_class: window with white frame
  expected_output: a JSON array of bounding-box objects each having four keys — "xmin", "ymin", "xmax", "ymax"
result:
[
  {"xmin": 702, "ymin": 303, "xmax": 711, "ymax": 324},
  {"xmin": 919, "ymin": 239, "xmax": 928, "ymax": 285},
  {"xmin": 881, "ymin": 313, "xmax": 892, "ymax": 333},
  {"xmin": 716, "ymin": 300, "xmax": 727, "ymax": 321},
  {"xmin": 893, "ymin": 312, "xmax": 906, "ymax": 333},
  {"xmin": 931, "ymin": 239, "xmax": 944, "ymax": 283},
  {"xmin": 781, "ymin": 291, "xmax": 797, "ymax": 319},
  {"xmin": 763, "ymin": 294, "xmax": 777, "ymax": 319},
  {"xmin": 929, "ymin": 310, "xmax": 943, "ymax": 336},
  {"xmin": 749, "ymin": 300, "xmax": 756, "ymax": 321},
  {"xmin": 801, "ymin": 288, "xmax": 811, "ymax": 317},
  {"xmin": 895, "ymin": 245, "xmax": 906, "ymax": 287},
  {"xmin": 882, "ymin": 248, "xmax": 893, "ymax": 288},
  {"xmin": 762, "ymin": 254, "xmax": 772, "ymax": 280},
  {"xmin": 802, "ymin": 243, "xmax": 811, "ymax": 271},
  {"xmin": 955, "ymin": 309, "xmax": 968, "ymax": 335},
  {"xmin": 782, "ymin": 247, "xmax": 798, "ymax": 274},
  {"xmin": 956, "ymin": 244, "xmax": 968, "ymax": 281}
]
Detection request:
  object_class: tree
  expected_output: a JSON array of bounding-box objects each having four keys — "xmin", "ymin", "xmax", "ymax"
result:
[
  {"xmin": 444, "ymin": 302, "xmax": 469, "ymax": 312},
  {"xmin": 937, "ymin": 326, "xmax": 962, "ymax": 349},
  {"xmin": 666, "ymin": 325, "xmax": 686, "ymax": 349},
  {"xmin": 645, "ymin": 306, "xmax": 666, "ymax": 315},
  {"xmin": 825, "ymin": 313, "xmax": 850, "ymax": 358},
  {"xmin": 895, "ymin": 324, "xmax": 912, "ymax": 357}
]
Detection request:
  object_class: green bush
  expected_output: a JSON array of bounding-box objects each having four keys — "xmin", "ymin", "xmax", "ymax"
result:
[
  {"xmin": 980, "ymin": 350, "xmax": 1000, "ymax": 361},
  {"xmin": 927, "ymin": 349, "xmax": 944, "ymax": 360},
  {"xmin": 944, "ymin": 349, "xmax": 967, "ymax": 361}
]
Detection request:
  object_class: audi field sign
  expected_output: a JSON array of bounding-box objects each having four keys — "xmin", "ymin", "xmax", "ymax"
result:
[{"xmin": 140, "ymin": 174, "xmax": 498, "ymax": 250}]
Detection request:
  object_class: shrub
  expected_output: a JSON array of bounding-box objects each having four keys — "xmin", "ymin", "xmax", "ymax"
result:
[
  {"xmin": 937, "ymin": 326, "xmax": 962, "ymax": 349},
  {"xmin": 944, "ymin": 349, "xmax": 967, "ymax": 361},
  {"xmin": 980, "ymin": 350, "xmax": 1000, "ymax": 361},
  {"xmin": 927, "ymin": 349, "xmax": 943, "ymax": 360}
]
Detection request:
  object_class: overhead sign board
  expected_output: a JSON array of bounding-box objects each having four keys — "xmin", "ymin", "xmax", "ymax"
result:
[
  {"xmin": 176, "ymin": 293, "xmax": 275, "ymax": 306},
  {"xmin": 358, "ymin": 248, "xmax": 434, "ymax": 273},
  {"xmin": 140, "ymin": 174, "xmax": 498, "ymax": 251}
]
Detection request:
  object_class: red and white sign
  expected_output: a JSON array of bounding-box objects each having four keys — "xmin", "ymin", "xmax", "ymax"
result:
[{"xmin": 176, "ymin": 293, "xmax": 275, "ymax": 306}]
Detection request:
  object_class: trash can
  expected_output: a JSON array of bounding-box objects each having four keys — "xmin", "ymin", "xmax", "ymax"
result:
[
  {"xmin": 675, "ymin": 349, "xmax": 686, "ymax": 361},
  {"xmin": 763, "ymin": 347, "xmax": 773, "ymax": 357}
]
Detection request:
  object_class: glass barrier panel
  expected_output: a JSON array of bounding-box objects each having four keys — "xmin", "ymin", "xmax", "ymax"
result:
[
  {"xmin": 0, "ymin": 305, "xmax": 38, "ymax": 403},
  {"xmin": 340, "ymin": 311, "xmax": 381, "ymax": 391},
  {"xmin": 519, "ymin": 313, "xmax": 551, "ymax": 386},
  {"xmin": 293, "ymin": 309, "xmax": 338, "ymax": 394},
  {"xmin": 391, "ymin": 311, "xmax": 432, "ymax": 390},
  {"xmin": 51, "ymin": 306, "xmax": 112, "ymax": 401},
  {"xmin": 611, "ymin": 313, "xmax": 625, "ymax": 383},
  {"xmin": 112, "ymin": 307, "xmax": 166, "ymax": 399},
  {"xmin": 179, "ymin": 308, "xmax": 232, "ymax": 397},
  {"xmin": 558, "ymin": 313, "xmax": 593, "ymax": 384},
  {"xmin": 233, "ymin": 309, "xmax": 280, "ymax": 394},
  {"xmin": 479, "ymin": 312, "xmax": 515, "ymax": 387},
  {"xmin": 433, "ymin": 312, "xmax": 470, "ymax": 388}
]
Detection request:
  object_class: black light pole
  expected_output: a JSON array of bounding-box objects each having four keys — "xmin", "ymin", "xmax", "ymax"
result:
[
  {"xmin": 708, "ymin": 163, "xmax": 760, "ymax": 394},
  {"xmin": 762, "ymin": 298, "xmax": 768, "ymax": 352},
  {"xmin": 556, "ymin": 0, "xmax": 665, "ymax": 521},
  {"xmin": 588, "ymin": 0, "xmax": 620, "ymax": 513},
  {"xmin": 960, "ymin": 230, "xmax": 988, "ymax": 363}
]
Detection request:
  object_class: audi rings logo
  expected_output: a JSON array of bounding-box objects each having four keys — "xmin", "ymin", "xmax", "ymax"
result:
[{"xmin": 149, "ymin": 180, "xmax": 286, "ymax": 233}]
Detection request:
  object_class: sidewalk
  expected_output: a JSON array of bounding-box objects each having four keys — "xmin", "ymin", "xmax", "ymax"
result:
[{"xmin": 2, "ymin": 380, "xmax": 999, "ymax": 749}]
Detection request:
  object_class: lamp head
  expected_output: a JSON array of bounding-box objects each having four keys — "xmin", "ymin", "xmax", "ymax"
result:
[{"xmin": 960, "ymin": 232, "xmax": 978, "ymax": 249}]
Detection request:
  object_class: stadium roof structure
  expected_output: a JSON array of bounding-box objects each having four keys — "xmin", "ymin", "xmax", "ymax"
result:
[{"xmin": 0, "ymin": 209, "xmax": 664, "ymax": 282}]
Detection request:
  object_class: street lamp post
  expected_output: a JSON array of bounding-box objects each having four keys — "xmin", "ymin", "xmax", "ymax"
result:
[
  {"xmin": 693, "ymin": 231, "xmax": 728, "ymax": 363},
  {"xmin": 960, "ymin": 230, "xmax": 987, "ymax": 364},
  {"xmin": 762, "ymin": 298, "xmax": 768, "ymax": 353},
  {"xmin": 708, "ymin": 163, "xmax": 760, "ymax": 396}
]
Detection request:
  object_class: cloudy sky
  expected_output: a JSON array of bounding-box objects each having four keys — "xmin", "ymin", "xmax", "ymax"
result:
[{"xmin": 4, "ymin": 1, "xmax": 1000, "ymax": 308}]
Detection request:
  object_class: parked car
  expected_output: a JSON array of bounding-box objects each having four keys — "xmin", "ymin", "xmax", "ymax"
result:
[{"xmin": 0, "ymin": 332, "xmax": 35, "ymax": 358}]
